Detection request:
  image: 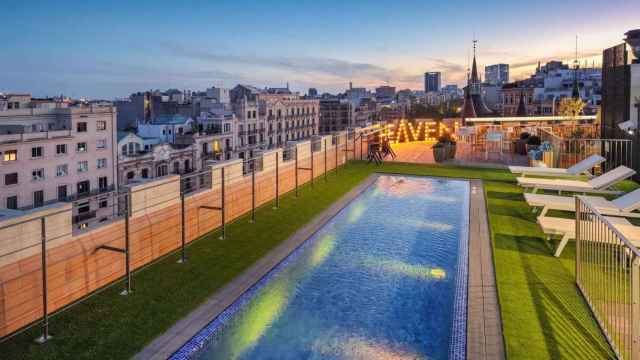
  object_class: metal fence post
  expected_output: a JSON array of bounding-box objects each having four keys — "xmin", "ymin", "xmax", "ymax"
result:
[
  {"xmin": 324, "ymin": 138, "xmax": 327, "ymax": 182},
  {"xmin": 220, "ymin": 167, "xmax": 226, "ymax": 240},
  {"xmin": 122, "ymin": 193, "xmax": 132, "ymax": 295},
  {"xmin": 310, "ymin": 148, "xmax": 314, "ymax": 188},
  {"xmin": 335, "ymin": 136, "xmax": 338, "ymax": 174},
  {"xmin": 178, "ymin": 192, "xmax": 186, "ymax": 263},
  {"xmin": 274, "ymin": 154, "xmax": 279, "ymax": 209},
  {"xmin": 360, "ymin": 133, "xmax": 364, "ymax": 160},
  {"xmin": 35, "ymin": 217, "xmax": 50, "ymax": 344},
  {"xmin": 633, "ymin": 257, "xmax": 640, "ymax": 359},
  {"xmin": 575, "ymin": 197, "xmax": 580, "ymax": 284},
  {"xmin": 250, "ymin": 161, "xmax": 256, "ymax": 223},
  {"xmin": 295, "ymin": 148, "xmax": 299, "ymax": 197}
]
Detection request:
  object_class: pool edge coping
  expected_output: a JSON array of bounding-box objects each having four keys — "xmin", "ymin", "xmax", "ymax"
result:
[
  {"xmin": 466, "ymin": 180, "xmax": 506, "ymax": 360},
  {"xmin": 133, "ymin": 173, "xmax": 381, "ymax": 360}
]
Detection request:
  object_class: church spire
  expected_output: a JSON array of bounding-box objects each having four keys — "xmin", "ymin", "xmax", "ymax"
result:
[
  {"xmin": 470, "ymin": 39, "xmax": 479, "ymax": 84},
  {"xmin": 461, "ymin": 70, "xmax": 477, "ymax": 124},
  {"xmin": 516, "ymin": 88, "xmax": 527, "ymax": 116}
]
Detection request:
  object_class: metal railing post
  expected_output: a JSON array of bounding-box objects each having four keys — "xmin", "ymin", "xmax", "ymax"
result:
[
  {"xmin": 220, "ymin": 167, "xmax": 226, "ymax": 240},
  {"xmin": 250, "ymin": 161, "xmax": 256, "ymax": 223},
  {"xmin": 274, "ymin": 154, "xmax": 279, "ymax": 209},
  {"xmin": 310, "ymin": 148, "xmax": 314, "ymax": 188},
  {"xmin": 295, "ymin": 148, "xmax": 299, "ymax": 197},
  {"xmin": 360, "ymin": 133, "xmax": 364, "ymax": 160},
  {"xmin": 178, "ymin": 192, "xmax": 186, "ymax": 263},
  {"xmin": 633, "ymin": 257, "xmax": 640, "ymax": 359},
  {"xmin": 35, "ymin": 217, "xmax": 50, "ymax": 344},
  {"xmin": 324, "ymin": 138, "xmax": 327, "ymax": 182},
  {"xmin": 122, "ymin": 193, "xmax": 131, "ymax": 295}
]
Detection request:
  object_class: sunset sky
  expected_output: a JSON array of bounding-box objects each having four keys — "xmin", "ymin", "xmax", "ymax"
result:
[{"xmin": 1, "ymin": 0, "xmax": 637, "ymax": 98}]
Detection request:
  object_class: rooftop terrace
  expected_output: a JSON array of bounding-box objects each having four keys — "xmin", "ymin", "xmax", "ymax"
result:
[{"xmin": 0, "ymin": 130, "xmax": 636, "ymax": 359}]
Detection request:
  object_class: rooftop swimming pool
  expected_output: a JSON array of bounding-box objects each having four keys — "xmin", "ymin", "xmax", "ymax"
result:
[{"xmin": 173, "ymin": 175, "xmax": 470, "ymax": 360}]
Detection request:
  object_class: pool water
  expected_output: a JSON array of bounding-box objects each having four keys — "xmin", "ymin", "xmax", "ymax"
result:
[{"xmin": 178, "ymin": 175, "xmax": 470, "ymax": 360}]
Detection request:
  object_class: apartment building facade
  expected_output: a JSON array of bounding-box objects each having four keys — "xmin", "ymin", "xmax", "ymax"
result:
[
  {"xmin": 0, "ymin": 106, "xmax": 118, "ymax": 212},
  {"xmin": 262, "ymin": 94, "xmax": 319, "ymax": 148},
  {"xmin": 319, "ymin": 99, "xmax": 352, "ymax": 133}
]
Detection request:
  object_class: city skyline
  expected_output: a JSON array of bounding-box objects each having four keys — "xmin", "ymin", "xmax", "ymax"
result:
[{"xmin": 1, "ymin": 0, "xmax": 637, "ymax": 98}]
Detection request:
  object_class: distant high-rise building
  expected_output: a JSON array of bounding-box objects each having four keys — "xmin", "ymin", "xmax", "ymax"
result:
[
  {"xmin": 424, "ymin": 72, "xmax": 441, "ymax": 93},
  {"xmin": 375, "ymin": 86, "xmax": 396, "ymax": 102},
  {"xmin": 484, "ymin": 64, "xmax": 509, "ymax": 85}
]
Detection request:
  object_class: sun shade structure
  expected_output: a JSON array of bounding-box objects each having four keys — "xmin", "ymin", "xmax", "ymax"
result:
[
  {"xmin": 509, "ymin": 154, "xmax": 605, "ymax": 178},
  {"xmin": 516, "ymin": 166, "xmax": 635, "ymax": 195}
]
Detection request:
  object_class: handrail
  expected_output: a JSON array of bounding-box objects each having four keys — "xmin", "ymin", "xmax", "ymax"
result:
[{"xmin": 577, "ymin": 195, "xmax": 640, "ymax": 257}]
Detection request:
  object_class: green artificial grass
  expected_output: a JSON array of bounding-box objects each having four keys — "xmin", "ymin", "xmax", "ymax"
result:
[{"xmin": 1, "ymin": 160, "xmax": 629, "ymax": 359}]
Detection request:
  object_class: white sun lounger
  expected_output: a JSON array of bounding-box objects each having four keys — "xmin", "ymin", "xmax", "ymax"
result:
[
  {"xmin": 509, "ymin": 154, "xmax": 605, "ymax": 178},
  {"xmin": 537, "ymin": 215, "xmax": 640, "ymax": 257},
  {"xmin": 524, "ymin": 188, "xmax": 640, "ymax": 218},
  {"xmin": 517, "ymin": 166, "xmax": 635, "ymax": 195}
]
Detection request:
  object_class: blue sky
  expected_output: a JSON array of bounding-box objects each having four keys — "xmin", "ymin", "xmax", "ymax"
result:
[{"xmin": 1, "ymin": 0, "xmax": 637, "ymax": 98}]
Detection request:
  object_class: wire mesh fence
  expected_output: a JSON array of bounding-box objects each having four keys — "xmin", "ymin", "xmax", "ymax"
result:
[{"xmin": 0, "ymin": 130, "xmax": 363, "ymax": 343}]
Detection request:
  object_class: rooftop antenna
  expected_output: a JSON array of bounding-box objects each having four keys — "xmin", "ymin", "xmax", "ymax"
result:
[{"xmin": 574, "ymin": 34, "xmax": 579, "ymax": 70}]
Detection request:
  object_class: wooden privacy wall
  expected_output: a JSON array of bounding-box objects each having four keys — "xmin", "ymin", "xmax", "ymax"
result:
[{"xmin": 0, "ymin": 130, "xmax": 370, "ymax": 338}]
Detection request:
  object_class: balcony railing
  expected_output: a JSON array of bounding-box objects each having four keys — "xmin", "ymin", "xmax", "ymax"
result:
[
  {"xmin": 0, "ymin": 129, "xmax": 72, "ymax": 144},
  {"xmin": 65, "ymin": 184, "xmax": 116, "ymax": 202},
  {"xmin": 282, "ymin": 146, "xmax": 296, "ymax": 162},
  {"xmin": 538, "ymin": 128, "xmax": 633, "ymax": 174},
  {"xmin": 242, "ymin": 156, "xmax": 264, "ymax": 175}
]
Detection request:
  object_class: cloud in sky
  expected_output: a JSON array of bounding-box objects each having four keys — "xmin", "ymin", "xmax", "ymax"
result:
[{"xmin": 162, "ymin": 42, "xmax": 431, "ymax": 91}]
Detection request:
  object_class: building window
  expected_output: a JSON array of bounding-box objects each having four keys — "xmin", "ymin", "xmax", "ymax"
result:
[
  {"xmin": 33, "ymin": 190, "xmax": 44, "ymax": 208},
  {"xmin": 98, "ymin": 176, "xmax": 108, "ymax": 191},
  {"xmin": 157, "ymin": 165, "xmax": 168, "ymax": 177},
  {"xmin": 127, "ymin": 171, "xmax": 135, "ymax": 180},
  {"xmin": 56, "ymin": 144, "xmax": 67, "ymax": 155},
  {"xmin": 99, "ymin": 198, "xmax": 108, "ymax": 208},
  {"xmin": 77, "ymin": 160, "xmax": 88, "ymax": 173},
  {"xmin": 173, "ymin": 162, "xmax": 180, "ymax": 174},
  {"xmin": 32, "ymin": 168, "xmax": 45, "ymax": 181},
  {"xmin": 97, "ymin": 139, "xmax": 107, "ymax": 149},
  {"xmin": 97, "ymin": 158, "xmax": 107, "ymax": 169},
  {"xmin": 77, "ymin": 142, "xmax": 88, "ymax": 152},
  {"xmin": 5, "ymin": 173, "xmax": 18, "ymax": 185},
  {"xmin": 224, "ymin": 123, "xmax": 231, "ymax": 132},
  {"xmin": 141, "ymin": 168, "xmax": 149, "ymax": 179},
  {"xmin": 96, "ymin": 121, "xmax": 106, "ymax": 131},
  {"xmin": 32, "ymin": 146, "xmax": 43, "ymax": 158},
  {"xmin": 77, "ymin": 122, "xmax": 87, "ymax": 132},
  {"xmin": 56, "ymin": 164, "xmax": 68, "ymax": 177},
  {"xmin": 6, "ymin": 196, "xmax": 18, "ymax": 210},
  {"xmin": 57, "ymin": 185, "xmax": 67, "ymax": 201},
  {"xmin": 77, "ymin": 180, "xmax": 90, "ymax": 195},
  {"xmin": 3, "ymin": 149, "xmax": 17, "ymax": 161}
]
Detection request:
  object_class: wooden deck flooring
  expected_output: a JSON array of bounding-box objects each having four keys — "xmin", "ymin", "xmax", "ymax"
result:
[{"xmin": 388, "ymin": 142, "xmax": 527, "ymax": 167}]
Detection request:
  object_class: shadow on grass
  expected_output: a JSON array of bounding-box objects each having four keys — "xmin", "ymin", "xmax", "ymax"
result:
[
  {"xmin": 518, "ymin": 237, "xmax": 616, "ymax": 359},
  {"xmin": 494, "ymin": 234, "xmax": 551, "ymax": 257},
  {"xmin": 487, "ymin": 180, "xmax": 616, "ymax": 359},
  {"xmin": 485, "ymin": 191, "xmax": 524, "ymax": 202}
]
